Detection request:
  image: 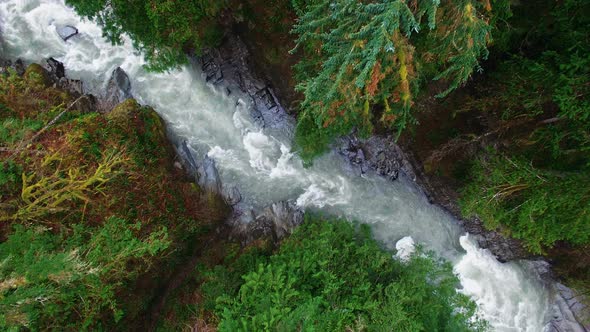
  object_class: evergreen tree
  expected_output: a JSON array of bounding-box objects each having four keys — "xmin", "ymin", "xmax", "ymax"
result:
[{"xmin": 292, "ymin": 0, "xmax": 501, "ymax": 159}]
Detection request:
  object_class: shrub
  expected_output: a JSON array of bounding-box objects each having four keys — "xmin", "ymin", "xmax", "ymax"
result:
[
  {"xmin": 0, "ymin": 217, "xmax": 169, "ymax": 330},
  {"xmin": 461, "ymin": 154, "xmax": 590, "ymax": 253},
  {"xmin": 205, "ymin": 217, "xmax": 486, "ymax": 331}
]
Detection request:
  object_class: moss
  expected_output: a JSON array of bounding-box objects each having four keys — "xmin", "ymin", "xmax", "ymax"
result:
[
  {"xmin": 108, "ymin": 99, "xmax": 165, "ymax": 139},
  {"xmin": 107, "ymin": 98, "xmax": 141, "ymax": 125},
  {"xmin": 23, "ymin": 63, "xmax": 50, "ymax": 86},
  {"xmin": 141, "ymin": 105, "xmax": 166, "ymax": 142}
]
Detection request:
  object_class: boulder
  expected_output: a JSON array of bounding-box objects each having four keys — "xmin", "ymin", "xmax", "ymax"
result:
[
  {"xmin": 72, "ymin": 94, "xmax": 98, "ymax": 113},
  {"xmin": 101, "ymin": 67, "xmax": 132, "ymax": 112},
  {"xmin": 339, "ymin": 135, "xmax": 408, "ymax": 181},
  {"xmin": 56, "ymin": 25, "xmax": 78, "ymax": 41},
  {"xmin": 46, "ymin": 57, "xmax": 65, "ymax": 79},
  {"xmin": 41, "ymin": 58, "xmax": 86, "ymax": 97},
  {"xmin": 256, "ymin": 201, "xmax": 304, "ymax": 241},
  {"xmin": 14, "ymin": 59, "xmax": 25, "ymax": 76},
  {"xmin": 222, "ymin": 185, "xmax": 242, "ymax": 206},
  {"xmin": 57, "ymin": 77, "xmax": 83, "ymax": 95},
  {"xmin": 177, "ymin": 140, "xmax": 199, "ymax": 178}
]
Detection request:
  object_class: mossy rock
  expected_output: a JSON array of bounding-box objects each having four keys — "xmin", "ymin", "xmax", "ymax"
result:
[
  {"xmin": 24, "ymin": 63, "xmax": 50, "ymax": 86},
  {"xmin": 108, "ymin": 98, "xmax": 166, "ymax": 140},
  {"xmin": 107, "ymin": 98, "xmax": 141, "ymax": 124},
  {"xmin": 142, "ymin": 105, "xmax": 166, "ymax": 140}
]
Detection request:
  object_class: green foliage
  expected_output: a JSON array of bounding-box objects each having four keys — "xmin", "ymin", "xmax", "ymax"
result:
[
  {"xmin": 461, "ymin": 154, "xmax": 590, "ymax": 253},
  {"xmin": 0, "ymin": 65, "xmax": 228, "ymax": 330},
  {"xmin": 205, "ymin": 217, "xmax": 486, "ymax": 331},
  {"xmin": 0, "ymin": 117, "xmax": 44, "ymax": 144},
  {"xmin": 0, "ymin": 217, "xmax": 169, "ymax": 330},
  {"xmin": 292, "ymin": 0, "xmax": 498, "ymax": 160},
  {"xmin": 5, "ymin": 150, "xmax": 126, "ymax": 222},
  {"xmin": 458, "ymin": 0, "xmax": 590, "ymax": 254},
  {"xmin": 0, "ymin": 161, "xmax": 22, "ymax": 201},
  {"xmin": 66, "ymin": 0, "xmax": 227, "ymax": 70}
]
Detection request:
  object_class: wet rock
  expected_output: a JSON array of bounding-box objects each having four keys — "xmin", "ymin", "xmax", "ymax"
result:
[
  {"xmin": 339, "ymin": 135, "xmax": 410, "ymax": 181},
  {"xmin": 222, "ymin": 185, "xmax": 242, "ymax": 206},
  {"xmin": 46, "ymin": 57, "xmax": 65, "ymax": 79},
  {"xmin": 201, "ymin": 53, "xmax": 223, "ymax": 84},
  {"xmin": 198, "ymin": 156, "xmax": 222, "ymax": 194},
  {"xmin": 256, "ymin": 201, "xmax": 304, "ymax": 241},
  {"xmin": 41, "ymin": 58, "xmax": 86, "ymax": 96},
  {"xmin": 57, "ymin": 77, "xmax": 83, "ymax": 95},
  {"xmin": 255, "ymin": 88, "xmax": 278, "ymax": 111},
  {"xmin": 111, "ymin": 67, "xmax": 132, "ymax": 97},
  {"xmin": 546, "ymin": 283, "xmax": 590, "ymax": 332},
  {"xmin": 233, "ymin": 205, "xmax": 255, "ymax": 225},
  {"xmin": 177, "ymin": 141, "xmax": 199, "ymax": 178},
  {"xmin": 195, "ymin": 34, "xmax": 295, "ymax": 131},
  {"xmin": 101, "ymin": 67, "xmax": 132, "ymax": 112},
  {"xmin": 460, "ymin": 217, "xmax": 530, "ymax": 262},
  {"xmin": 229, "ymin": 200, "xmax": 304, "ymax": 244},
  {"xmin": 56, "ymin": 25, "xmax": 78, "ymax": 41}
]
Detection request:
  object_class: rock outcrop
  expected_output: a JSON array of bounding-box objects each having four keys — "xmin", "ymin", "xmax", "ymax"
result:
[
  {"xmin": 229, "ymin": 201, "xmax": 304, "ymax": 244},
  {"xmin": 100, "ymin": 67, "xmax": 132, "ymax": 112},
  {"xmin": 339, "ymin": 135, "xmax": 415, "ymax": 182},
  {"xmin": 196, "ymin": 34, "xmax": 295, "ymax": 132},
  {"xmin": 56, "ymin": 25, "xmax": 78, "ymax": 41},
  {"xmin": 44, "ymin": 57, "xmax": 84, "ymax": 96},
  {"xmin": 198, "ymin": 156, "xmax": 223, "ymax": 194},
  {"xmin": 337, "ymin": 131, "xmax": 532, "ymax": 262},
  {"xmin": 548, "ymin": 283, "xmax": 590, "ymax": 332}
]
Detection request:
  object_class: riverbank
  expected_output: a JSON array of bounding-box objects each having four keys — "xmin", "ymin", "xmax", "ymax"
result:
[{"xmin": 0, "ymin": 57, "xmax": 231, "ymax": 329}]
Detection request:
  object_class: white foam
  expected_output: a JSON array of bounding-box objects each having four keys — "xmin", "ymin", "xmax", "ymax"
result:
[
  {"xmin": 269, "ymin": 144, "xmax": 298, "ymax": 178},
  {"xmin": 395, "ymin": 236, "xmax": 416, "ymax": 261},
  {"xmin": 455, "ymin": 235, "xmax": 549, "ymax": 331},
  {"xmin": 242, "ymin": 131, "xmax": 279, "ymax": 173}
]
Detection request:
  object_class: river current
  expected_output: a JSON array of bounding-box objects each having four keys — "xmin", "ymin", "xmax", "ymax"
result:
[{"xmin": 0, "ymin": 1, "xmax": 551, "ymax": 330}]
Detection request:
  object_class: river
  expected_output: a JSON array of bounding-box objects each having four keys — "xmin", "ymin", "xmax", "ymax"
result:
[{"xmin": 0, "ymin": 1, "xmax": 551, "ymax": 330}]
